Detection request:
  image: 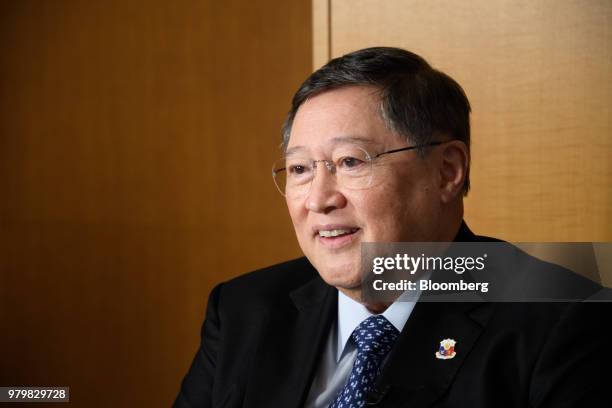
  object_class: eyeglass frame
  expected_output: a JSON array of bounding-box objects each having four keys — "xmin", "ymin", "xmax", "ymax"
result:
[{"xmin": 272, "ymin": 141, "xmax": 446, "ymax": 197}]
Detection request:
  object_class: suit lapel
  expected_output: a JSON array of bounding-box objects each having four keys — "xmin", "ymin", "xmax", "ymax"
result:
[
  {"xmin": 244, "ymin": 273, "xmax": 337, "ymax": 408},
  {"xmin": 372, "ymin": 299, "xmax": 494, "ymax": 407}
]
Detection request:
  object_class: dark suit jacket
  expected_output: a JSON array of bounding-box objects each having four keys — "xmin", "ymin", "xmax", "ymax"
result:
[{"xmin": 174, "ymin": 224, "xmax": 609, "ymax": 407}]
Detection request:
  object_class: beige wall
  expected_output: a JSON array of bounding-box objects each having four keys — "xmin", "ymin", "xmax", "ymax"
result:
[{"xmin": 0, "ymin": 1, "xmax": 310, "ymax": 406}]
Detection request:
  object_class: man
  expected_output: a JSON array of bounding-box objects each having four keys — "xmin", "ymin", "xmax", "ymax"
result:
[{"xmin": 175, "ymin": 47, "xmax": 607, "ymax": 407}]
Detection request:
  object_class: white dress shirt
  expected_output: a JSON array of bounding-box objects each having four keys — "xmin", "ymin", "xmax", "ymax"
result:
[{"xmin": 304, "ymin": 290, "xmax": 419, "ymax": 408}]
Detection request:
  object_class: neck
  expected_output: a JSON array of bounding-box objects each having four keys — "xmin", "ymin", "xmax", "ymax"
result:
[
  {"xmin": 338, "ymin": 287, "xmax": 395, "ymax": 314},
  {"xmin": 437, "ymin": 202, "xmax": 464, "ymax": 241}
]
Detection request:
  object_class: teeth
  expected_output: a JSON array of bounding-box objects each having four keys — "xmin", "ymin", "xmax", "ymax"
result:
[{"xmin": 319, "ymin": 229, "xmax": 355, "ymax": 238}]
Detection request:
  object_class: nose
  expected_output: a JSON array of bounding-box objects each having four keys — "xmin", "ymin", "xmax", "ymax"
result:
[{"xmin": 305, "ymin": 162, "xmax": 347, "ymax": 213}]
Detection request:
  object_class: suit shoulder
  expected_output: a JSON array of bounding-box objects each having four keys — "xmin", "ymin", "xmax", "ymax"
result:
[{"xmin": 216, "ymin": 257, "xmax": 319, "ymax": 304}]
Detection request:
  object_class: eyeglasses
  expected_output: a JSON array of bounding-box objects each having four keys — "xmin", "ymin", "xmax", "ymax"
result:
[{"xmin": 272, "ymin": 141, "xmax": 444, "ymax": 198}]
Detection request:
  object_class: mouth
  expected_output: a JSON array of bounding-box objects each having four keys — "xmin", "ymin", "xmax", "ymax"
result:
[{"xmin": 315, "ymin": 226, "xmax": 361, "ymax": 249}]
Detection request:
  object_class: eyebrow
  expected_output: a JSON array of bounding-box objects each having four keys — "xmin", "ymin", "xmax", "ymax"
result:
[{"xmin": 285, "ymin": 135, "xmax": 379, "ymax": 156}]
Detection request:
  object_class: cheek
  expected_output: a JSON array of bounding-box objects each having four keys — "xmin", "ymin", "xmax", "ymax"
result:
[
  {"xmin": 350, "ymin": 187, "xmax": 399, "ymax": 233},
  {"xmin": 286, "ymin": 200, "xmax": 298, "ymax": 221},
  {"xmin": 354, "ymin": 174, "xmax": 438, "ymax": 240},
  {"xmin": 286, "ymin": 200, "xmax": 306, "ymax": 234}
]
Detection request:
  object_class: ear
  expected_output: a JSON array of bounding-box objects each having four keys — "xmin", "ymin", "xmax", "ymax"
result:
[{"xmin": 438, "ymin": 140, "xmax": 469, "ymax": 203}]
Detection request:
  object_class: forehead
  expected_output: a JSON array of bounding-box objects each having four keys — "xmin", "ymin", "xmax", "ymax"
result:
[{"xmin": 287, "ymin": 85, "xmax": 396, "ymax": 154}]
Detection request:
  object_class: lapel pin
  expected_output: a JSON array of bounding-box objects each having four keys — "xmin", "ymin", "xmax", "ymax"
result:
[{"xmin": 435, "ymin": 338, "xmax": 457, "ymax": 360}]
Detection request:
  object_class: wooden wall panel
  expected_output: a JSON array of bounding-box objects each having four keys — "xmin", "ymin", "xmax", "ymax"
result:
[
  {"xmin": 314, "ymin": 0, "xmax": 611, "ymax": 252},
  {"xmin": 313, "ymin": 0, "xmax": 331, "ymax": 68},
  {"xmin": 0, "ymin": 1, "xmax": 310, "ymax": 406}
]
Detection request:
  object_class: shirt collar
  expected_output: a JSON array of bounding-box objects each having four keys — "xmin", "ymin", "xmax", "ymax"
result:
[{"xmin": 336, "ymin": 290, "xmax": 418, "ymax": 362}]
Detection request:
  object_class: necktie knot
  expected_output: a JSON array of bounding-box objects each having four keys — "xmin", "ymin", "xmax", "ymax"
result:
[{"xmin": 351, "ymin": 315, "xmax": 399, "ymax": 358}]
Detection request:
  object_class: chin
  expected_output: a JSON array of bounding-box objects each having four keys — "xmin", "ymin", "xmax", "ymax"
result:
[{"xmin": 314, "ymin": 262, "xmax": 362, "ymax": 290}]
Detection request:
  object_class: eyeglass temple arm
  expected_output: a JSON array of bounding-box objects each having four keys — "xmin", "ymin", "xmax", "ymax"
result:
[
  {"xmin": 375, "ymin": 141, "xmax": 445, "ymax": 158},
  {"xmin": 272, "ymin": 167, "xmax": 286, "ymax": 176}
]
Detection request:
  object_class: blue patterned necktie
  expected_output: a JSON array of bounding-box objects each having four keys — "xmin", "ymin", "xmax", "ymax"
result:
[{"xmin": 329, "ymin": 315, "xmax": 400, "ymax": 408}]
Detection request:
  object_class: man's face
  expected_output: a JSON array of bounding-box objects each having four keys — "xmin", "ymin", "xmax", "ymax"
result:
[{"xmin": 285, "ymin": 86, "xmax": 445, "ymax": 297}]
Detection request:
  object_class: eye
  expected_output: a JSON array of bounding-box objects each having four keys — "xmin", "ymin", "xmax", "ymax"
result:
[
  {"xmin": 338, "ymin": 156, "xmax": 364, "ymax": 169},
  {"xmin": 289, "ymin": 165, "xmax": 305, "ymax": 174},
  {"xmin": 287, "ymin": 164, "xmax": 312, "ymax": 176}
]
